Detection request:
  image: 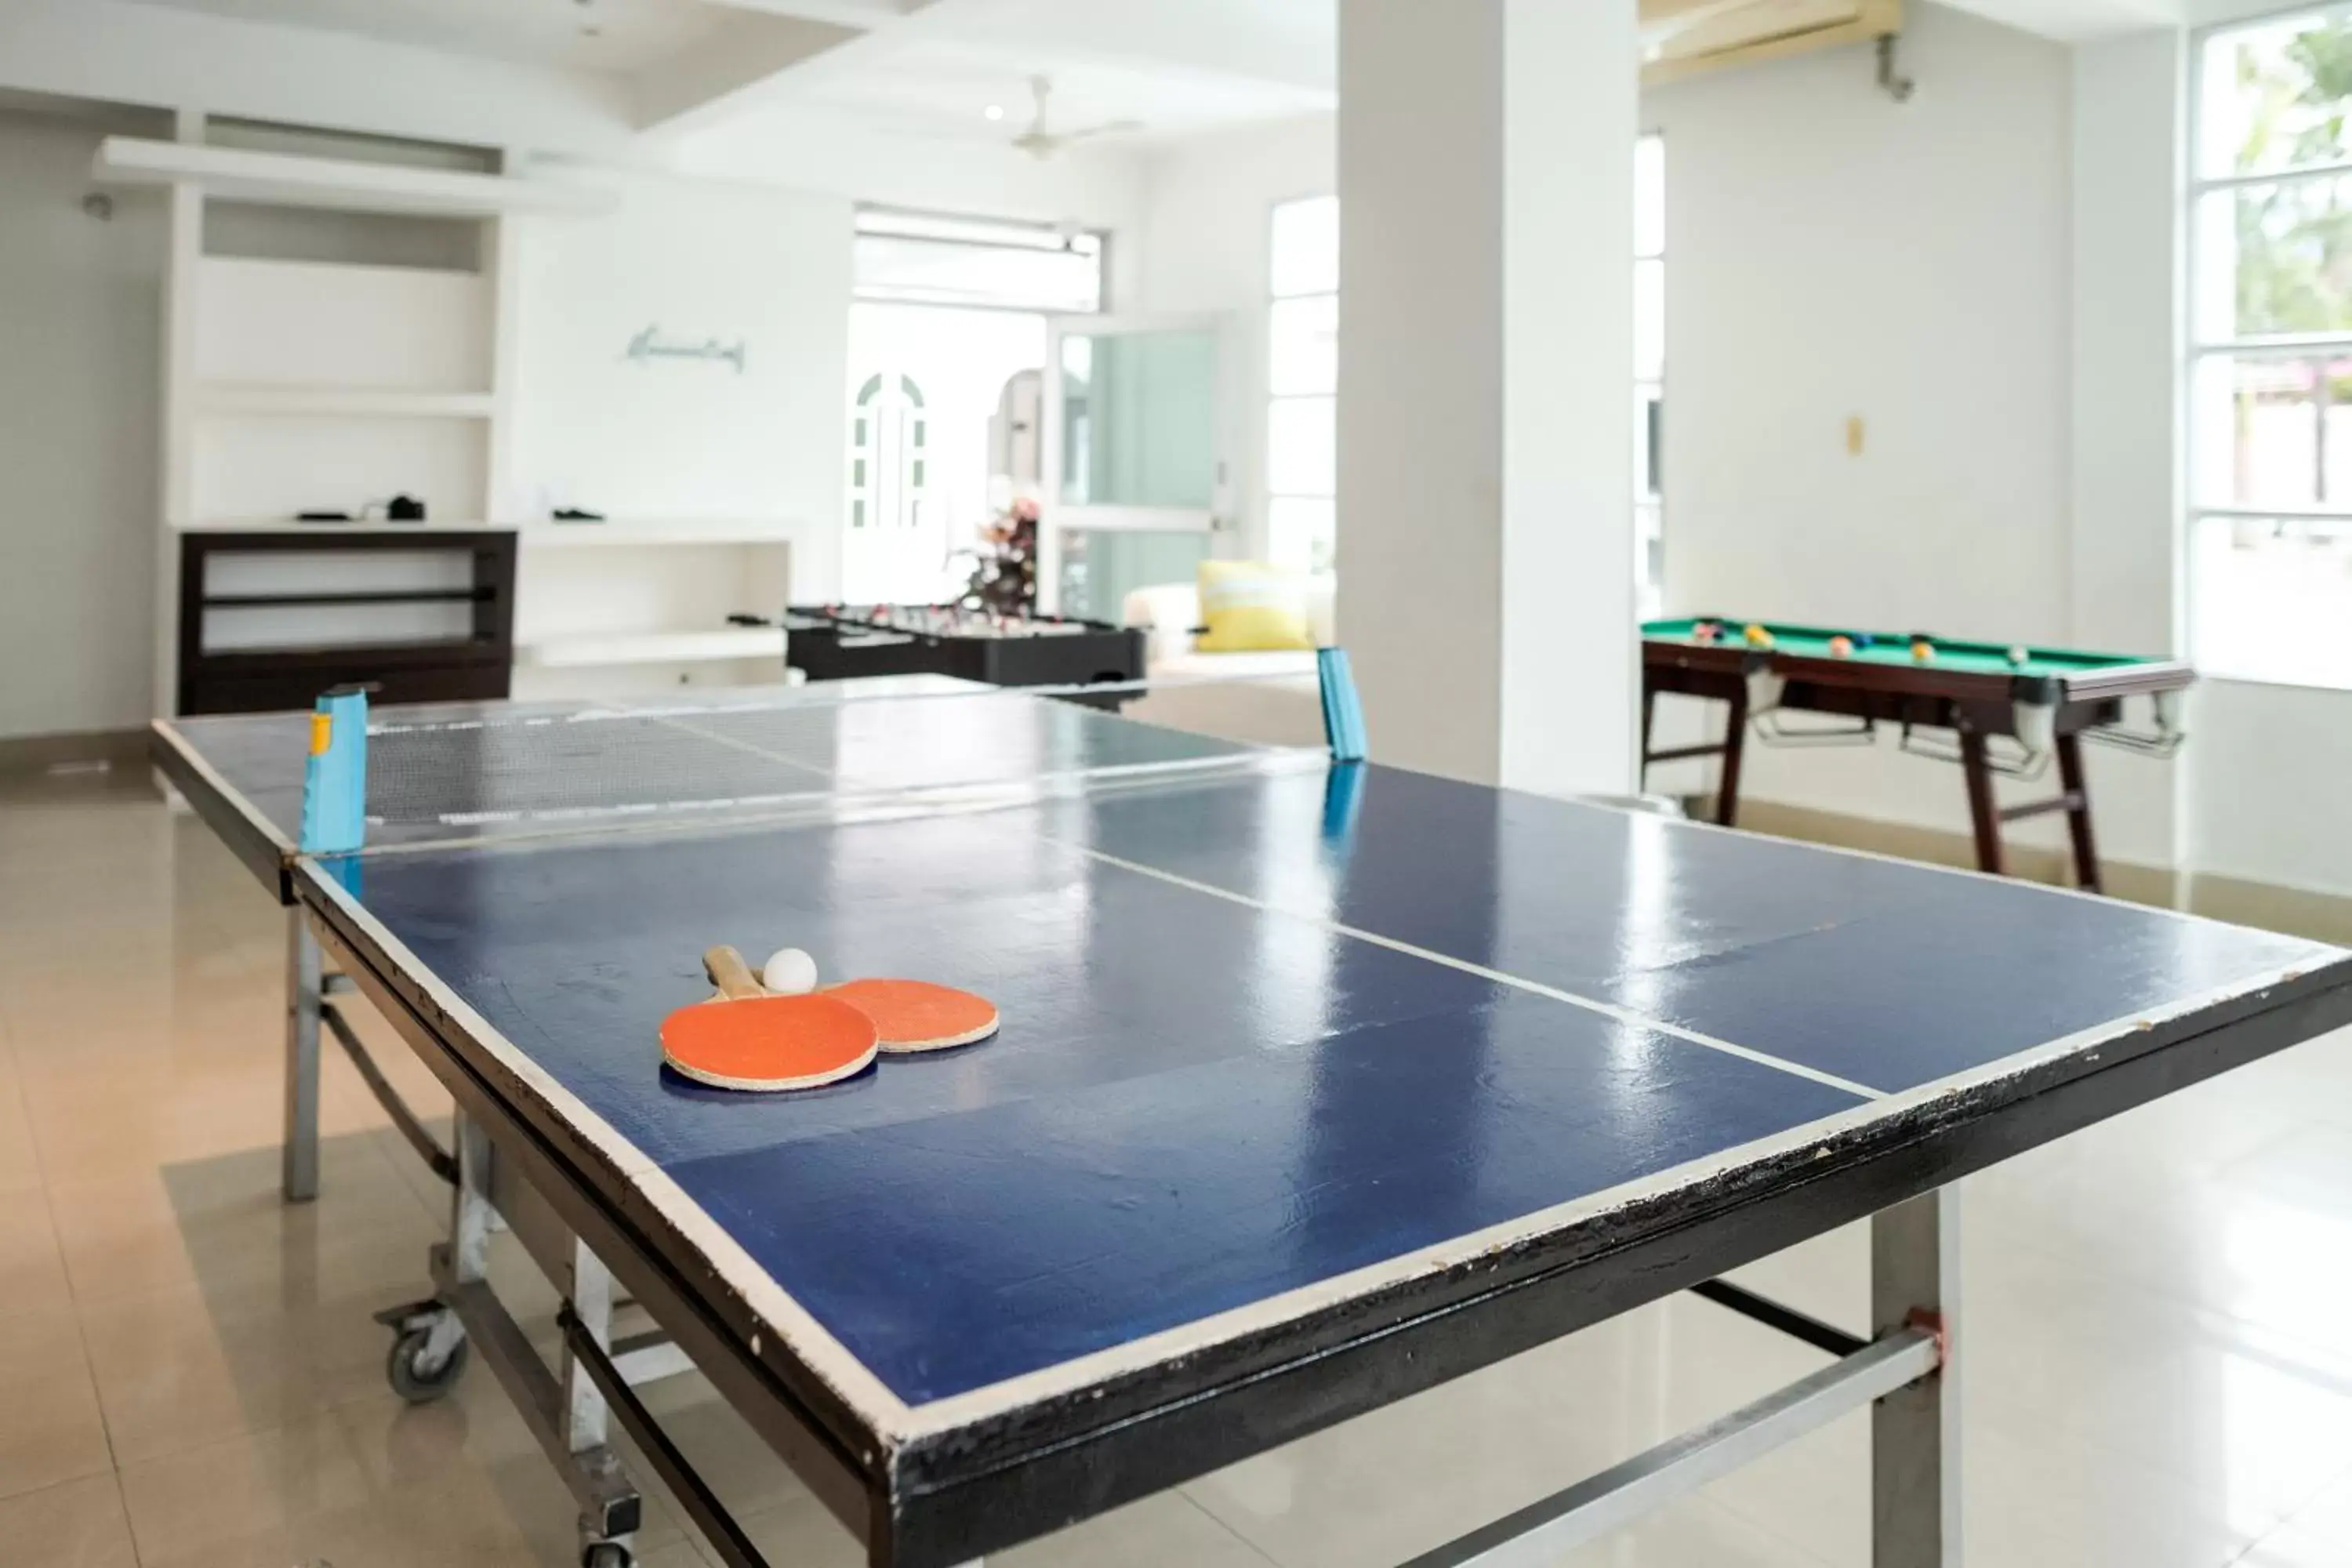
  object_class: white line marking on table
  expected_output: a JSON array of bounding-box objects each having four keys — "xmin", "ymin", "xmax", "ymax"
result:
[{"xmin": 1065, "ymin": 843, "xmax": 1886, "ymax": 1102}]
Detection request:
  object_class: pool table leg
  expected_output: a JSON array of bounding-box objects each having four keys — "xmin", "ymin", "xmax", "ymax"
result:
[
  {"xmin": 1715, "ymin": 684, "xmax": 1749, "ymax": 827},
  {"xmin": 1958, "ymin": 731, "xmax": 2004, "ymax": 878},
  {"xmin": 2055, "ymin": 733, "xmax": 2103, "ymax": 895}
]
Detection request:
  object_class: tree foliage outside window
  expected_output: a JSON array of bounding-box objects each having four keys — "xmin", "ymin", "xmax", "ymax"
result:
[{"xmin": 2228, "ymin": 23, "xmax": 2352, "ymax": 335}]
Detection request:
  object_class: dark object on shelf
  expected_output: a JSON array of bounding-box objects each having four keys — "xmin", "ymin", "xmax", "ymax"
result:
[
  {"xmin": 387, "ymin": 494, "xmax": 427, "ymax": 522},
  {"xmin": 725, "ymin": 613, "xmax": 775, "ymax": 627},
  {"xmin": 297, "ymin": 510, "xmax": 355, "ymax": 524},
  {"xmin": 176, "ymin": 530, "xmax": 517, "ymax": 715},
  {"xmin": 786, "ymin": 603, "xmax": 1142, "ymax": 706},
  {"xmin": 553, "ymin": 507, "xmax": 607, "ymax": 522}
]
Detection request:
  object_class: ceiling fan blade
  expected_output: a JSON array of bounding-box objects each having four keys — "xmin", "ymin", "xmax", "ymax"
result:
[{"xmin": 1055, "ymin": 119, "xmax": 1145, "ymax": 143}]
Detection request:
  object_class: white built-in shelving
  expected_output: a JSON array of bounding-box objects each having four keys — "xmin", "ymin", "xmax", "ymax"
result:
[
  {"xmin": 510, "ymin": 522, "xmax": 804, "ymax": 693},
  {"xmin": 93, "ymin": 136, "xmax": 611, "ymax": 219},
  {"xmin": 516, "ymin": 520, "xmax": 804, "ymax": 550},
  {"xmin": 103, "ymin": 125, "xmax": 817, "ymax": 710},
  {"xmin": 515, "ymin": 628, "xmax": 786, "ymax": 670},
  {"xmin": 196, "ymin": 386, "xmax": 497, "ymax": 419}
]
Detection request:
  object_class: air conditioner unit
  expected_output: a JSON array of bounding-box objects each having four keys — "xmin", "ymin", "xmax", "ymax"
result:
[{"xmin": 1641, "ymin": 0, "xmax": 1901, "ymax": 85}]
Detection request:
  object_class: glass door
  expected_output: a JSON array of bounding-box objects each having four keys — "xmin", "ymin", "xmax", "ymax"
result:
[{"xmin": 1040, "ymin": 313, "xmax": 1236, "ymax": 620}]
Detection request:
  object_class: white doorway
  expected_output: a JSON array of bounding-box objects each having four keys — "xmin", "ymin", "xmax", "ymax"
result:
[{"xmin": 842, "ymin": 303, "xmax": 1048, "ymax": 605}]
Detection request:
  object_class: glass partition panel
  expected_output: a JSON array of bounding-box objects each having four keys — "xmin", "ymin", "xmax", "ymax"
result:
[
  {"xmin": 1056, "ymin": 528, "xmax": 1213, "ymax": 623},
  {"xmin": 1057, "ymin": 328, "xmax": 1218, "ymax": 509}
]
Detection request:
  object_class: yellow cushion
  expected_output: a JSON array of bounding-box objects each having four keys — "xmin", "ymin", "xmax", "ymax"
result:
[{"xmin": 1193, "ymin": 561, "xmax": 1316, "ymax": 653}]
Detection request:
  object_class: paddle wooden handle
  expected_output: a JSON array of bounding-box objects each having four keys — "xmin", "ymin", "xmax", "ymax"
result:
[{"xmin": 703, "ymin": 946, "xmax": 768, "ymax": 1000}]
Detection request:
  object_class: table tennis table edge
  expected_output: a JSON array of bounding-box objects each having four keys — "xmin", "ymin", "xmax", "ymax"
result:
[
  {"xmin": 877, "ymin": 962, "xmax": 2352, "ymax": 1565},
  {"xmin": 891, "ymin": 942, "xmax": 2351, "ymax": 1441},
  {"xmin": 299, "ymin": 868, "xmax": 888, "ymax": 1541},
  {"xmin": 149, "ymin": 719, "xmax": 299, "ymax": 903},
  {"xmin": 293, "ymin": 845, "xmax": 2352, "ymax": 1567}
]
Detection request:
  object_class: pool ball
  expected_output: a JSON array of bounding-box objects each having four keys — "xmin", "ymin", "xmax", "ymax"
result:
[
  {"xmin": 1911, "ymin": 638, "xmax": 1936, "ymax": 662},
  {"xmin": 1828, "ymin": 635, "xmax": 1855, "ymax": 658},
  {"xmin": 1693, "ymin": 620, "xmax": 1721, "ymax": 644},
  {"xmin": 1743, "ymin": 623, "xmax": 1775, "ymax": 649},
  {"xmin": 1854, "ymin": 633, "xmax": 1877, "ymax": 649},
  {"xmin": 2006, "ymin": 645, "xmax": 2030, "ymax": 666}
]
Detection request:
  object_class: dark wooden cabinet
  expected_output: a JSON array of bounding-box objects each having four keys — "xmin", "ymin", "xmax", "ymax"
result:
[{"xmin": 177, "ymin": 529, "xmax": 517, "ymax": 715}]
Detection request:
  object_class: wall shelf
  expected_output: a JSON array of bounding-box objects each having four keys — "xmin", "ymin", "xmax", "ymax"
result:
[
  {"xmin": 205, "ymin": 587, "xmax": 495, "ymax": 608},
  {"xmin": 516, "ymin": 521, "xmax": 805, "ymax": 550},
  {"xmin": 93, "ymin": 136, "xmax": 612, "ymax": 219},
  {"xmin": 514, "ymin": 627, "xmax": 784, "ymax": 670},
  {"xmin": 178, "ymin": 529, "xmax": 517, "ymax": 714},
  {"xmin": 179, "ymin": 520, "xmax": 520, "ymax": 535},
  {"xmin": 196, "ymin": 384, "xmax": 495, "ymax": 419}
]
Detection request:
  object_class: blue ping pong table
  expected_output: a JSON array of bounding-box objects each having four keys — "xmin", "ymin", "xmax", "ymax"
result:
[{"xmin": 152, "ymin": 679, "xmax": 2352, "ymax": 1568}]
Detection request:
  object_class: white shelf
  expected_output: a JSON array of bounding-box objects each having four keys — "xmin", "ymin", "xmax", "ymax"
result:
[
  {"xmin": 514, "ymin": 628, "xmax": 784, "ymax": 669},
  {"xmin": 196, "ymin": 384, "xmax": 495, "ymax": 419},
  {"xmin": 198, "ymin": 258, "xmax": 492, "ymax": 394},
  {"xmin": 517, "ymin": 521, "xmax": 802, "ymax": 550},
  {"xmin": 176, "ymin": 520, "xmax": 518, "ymax": 535},
  {"xmin": 93, "ymin": 136, "xmax": 612, "ymax": 218}
]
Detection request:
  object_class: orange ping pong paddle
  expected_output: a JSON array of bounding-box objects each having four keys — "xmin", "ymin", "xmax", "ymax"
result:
[
  {"xmin": 826, "ymin": 978, "xmax": 1000, "ymax": 1054},
  {"xmin": 660, "ymin": 946, "xmax": 878, "ymax": 1092}
]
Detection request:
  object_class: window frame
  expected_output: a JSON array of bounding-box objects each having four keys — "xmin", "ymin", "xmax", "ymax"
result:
[
  {"xmin": 2184, "ymin": 3, "xmax": 2352, "ymax": 691},
  {"xmin": 1635, "ymin": 132, "xmax": 1666, "ymax": 622},
  {"xmin": 1265, "ymin": 193, "xmax": 1340, "ymax": 575},
  {"xmin": 852, "ymin": 206, "xmax": 1110, "ymax": 315}
]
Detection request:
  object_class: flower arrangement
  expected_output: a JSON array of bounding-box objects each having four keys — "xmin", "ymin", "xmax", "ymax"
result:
[{"xmin": 959, "ymin": 495, "xmax": 1040, "ymax": 616}]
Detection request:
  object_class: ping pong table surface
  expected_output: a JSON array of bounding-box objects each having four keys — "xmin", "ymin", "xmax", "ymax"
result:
[{"xmin": 152, "ymin": 680, "xmax": 2352, "ymax": 1568}]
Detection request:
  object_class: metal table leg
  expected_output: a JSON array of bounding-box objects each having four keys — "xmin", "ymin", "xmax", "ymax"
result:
[
  {"xmin": 283, "ymin": 910, "xmax": 322, "ymax": 1203},
  {"xmin": 1873, "ymin": 1187, "xmax": 1960, "ymax": 1566}
]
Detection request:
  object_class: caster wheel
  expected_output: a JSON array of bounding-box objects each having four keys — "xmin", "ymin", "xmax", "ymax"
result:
[
  {"xmin": 582, "ymin": 1544, "xmax": 633, "ymax": 1568},
  {"xmin": 387, "ymin": 1325, "xmax": 470, "ymax": 1404}
]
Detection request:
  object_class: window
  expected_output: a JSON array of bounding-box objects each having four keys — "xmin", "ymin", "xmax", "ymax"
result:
[
  {"xmin": 841, "ymin": 210, "xmax": 1083, "ymax": 603},
  {"xmin": 2190, "ymin": 13, "xmax": 2352, "ymax": 688},
  {"xmin": 1268, "ymin": 195, "xmax": 1339, "ymax": 574},
  {"xmin": 853, "ymin": 209, "xmax": 1105, "ymax": 314},
  {"xmin": 1635, "ymin": 135, "xmax": 1666, "ymax": 619}
]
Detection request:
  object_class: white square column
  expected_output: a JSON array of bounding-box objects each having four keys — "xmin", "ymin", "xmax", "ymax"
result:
[
  {"xmin": 2072, "ymin": 30, "xmax": 2187, "ymax": 879},
  {"xmin": 1336, "ymin": 0, "xmax": 1641, "ymax": 796}
]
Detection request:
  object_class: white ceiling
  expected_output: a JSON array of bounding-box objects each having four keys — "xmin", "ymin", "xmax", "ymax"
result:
[
  {"xmin": 131, "ymin": 0, "xmax": 738, "ymax": 72},
  {"xmin": 120, "ymin": 0, "xmax": 1337, "ymax": 144},
  {"xmin": 107, "ymin": 0, "xmax": 2190, "ymax": 158},
  {"xmin": 794, "ymin": 38, "xmax": 1330, "ymax": 143},
  {"xmin": 1936, "ymin": 0, "xmax": 2185, "ymax": 37}
]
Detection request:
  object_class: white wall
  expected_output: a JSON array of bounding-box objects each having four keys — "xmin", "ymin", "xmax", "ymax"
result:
[
  {"xmin": 1642, "ymin": 2, "xmax": 2079, "ymax": 841},
  {"xmin": 1134, "ymin": 115, "xmax": 1336, "ymax": 557},
  {"xmin": 2190, "ymin": 680, "xmax": 2352, "ymax": 895},
  {"xmin": 666, "ymin": 105, "xmax": 1150, "ymax": 309},
  {"xmin": 2072, "ymin": 27, "xmax": 2187, "ymax": 872},
  {"xmin": 508, "ymin": 170, "xmax": 854, "ymax": 598},
  {"xmin": 0, "ymin": 107, "xmax": 165, "ymax": 742},
  {"xmin": 671, "ymin": 105, "xmax": 1148, "ymax": 230}
]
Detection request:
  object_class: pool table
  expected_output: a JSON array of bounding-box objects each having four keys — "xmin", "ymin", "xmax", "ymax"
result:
[{"xmin": 1641, "ymin": 618, "xmax": 2194, "ymax": 894}]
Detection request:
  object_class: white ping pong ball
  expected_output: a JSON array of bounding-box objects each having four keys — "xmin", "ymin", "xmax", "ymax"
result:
[{"xmin": 762, "ymin": 947, "xmax": 819, "ymax": 995}]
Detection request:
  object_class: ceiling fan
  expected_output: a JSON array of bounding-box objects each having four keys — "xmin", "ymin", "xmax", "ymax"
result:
[{"xmin": 1008, "ymin": 75, "xmax": 1141, "ymax": 161}]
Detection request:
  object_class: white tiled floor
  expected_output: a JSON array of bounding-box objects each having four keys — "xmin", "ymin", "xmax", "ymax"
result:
[{"xmin": 5, "ymin": 773, "xmax": 2352, "ymax": 1566}]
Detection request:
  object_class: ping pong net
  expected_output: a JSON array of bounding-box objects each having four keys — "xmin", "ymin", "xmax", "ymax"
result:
[{"xmin": 339, "ymin": 680, "xmax": 1334, "ymax": 856}]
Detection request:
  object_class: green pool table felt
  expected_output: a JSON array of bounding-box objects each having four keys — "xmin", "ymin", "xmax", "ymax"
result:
[{"xmin": 1642, "ymin": 619, "xmax": 2158, "ymax": 682}]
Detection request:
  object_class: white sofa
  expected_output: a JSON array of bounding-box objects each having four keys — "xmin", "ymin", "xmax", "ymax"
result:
[{"xmin": 1118, "ymin": 575, "xmax": 1336, "ymax": 749}]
